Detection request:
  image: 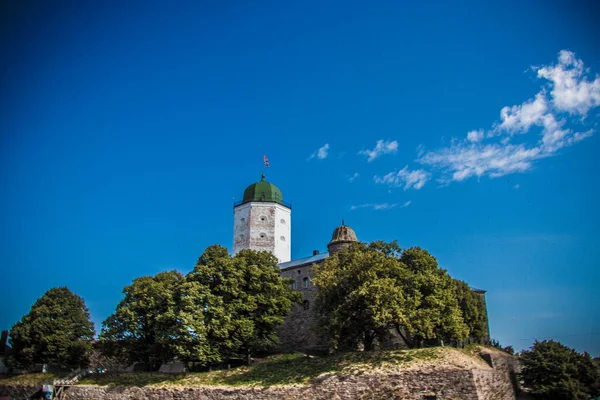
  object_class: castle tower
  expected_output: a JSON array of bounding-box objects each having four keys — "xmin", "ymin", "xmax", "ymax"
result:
[
  {"xmin": 327, "ymin": 221, "xmax": 358, "ymax": 255},
  {"xmin": 233, "ymin": 174, "xmax": 291, "ymax": 262}
]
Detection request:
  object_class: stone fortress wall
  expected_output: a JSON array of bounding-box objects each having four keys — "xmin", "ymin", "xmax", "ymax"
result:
[{"xmin": 277, "ymin": 256, "xmax": 324, "ymax": 352}]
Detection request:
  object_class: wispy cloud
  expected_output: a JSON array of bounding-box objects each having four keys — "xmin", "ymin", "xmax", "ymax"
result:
[
  {"xmin": 350, "ymin": 200, "xmax": 411, "ymax": 211},
  {"xmin": 359, "ymin": 139, "xmax": 398, "ymax": 162},
  {"xmin": 351, "ymin": 203, "xmax": 397, "ymax": 211},
  {"xmin": 418, "ymin": 50, "xmax": 598, "ymax": 183},
  {"xmin": 349, "ymin": 172, "xmax": 359, "ymax": 182},
  {"xmin": 374, "ymin": 166, "xmax": 430, "ymax": 190},
  {"xmin": 308, "ymin": 143, "xmax": 330, "ymax": 160},
  {"xmin": 467, "ymin": 130, "xmax": 484, "ymax": 143},
  {"xmin": 514, "ymin": 184, "xmax": 520, "ymax": 190}
]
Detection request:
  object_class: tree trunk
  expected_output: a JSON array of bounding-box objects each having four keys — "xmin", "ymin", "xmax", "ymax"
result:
[
  {"xmin": 364, "ymin": 332, "xmax": 374, "ymax": 352},
  {"xmin": 246, "ymin": 350, "xmax": 251, "ymax": 365},
  {"xmin": 395, "ymin": 325, "xmax": 414, "ymax": 348}
]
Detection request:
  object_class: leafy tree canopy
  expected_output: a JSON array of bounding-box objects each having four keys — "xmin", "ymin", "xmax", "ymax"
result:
[
  {"xmin": 101, "ymin": 246, "xmax": 299, "ymax": 369},
  {"xmin": 185, "ymin": 245, "xmax": 301, "ymax": 364},
  {"xmin": 520, "ymin": 339, "xmax": 600, "ymax": 400},
  {"xmin": 8, "ymin": 287, "xmax": 95, "ymax": 370},
  {"xmin": 313, "ymin": 241, "xmax": 470, "ymax": 351},
  {"xmin": 100, "ymin": 270, "xmax": 185, "ymax": 371},
  {"xmin": 454, "ymin": 280, "xmax": 489, "ymax": 344}
]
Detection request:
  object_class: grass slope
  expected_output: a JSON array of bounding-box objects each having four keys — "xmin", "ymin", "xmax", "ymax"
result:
[
  {"xmin": 78, "ymin": 346, "xmax": 494, "ymax": 388},
  {"xmin": 0, "ymin": 346, "xmax": 500, "ymax": 389},
  {"xmin": 0, "ymin": 373, "xmax": 63, "ymax": 386}
]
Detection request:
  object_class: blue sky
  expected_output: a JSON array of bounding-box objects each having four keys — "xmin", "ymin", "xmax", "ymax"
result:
[{"xmin": 1, "ymin": 0, "xmax": 599, "ymax": 355}]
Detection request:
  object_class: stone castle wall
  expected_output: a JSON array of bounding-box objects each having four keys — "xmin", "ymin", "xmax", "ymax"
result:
[{"xmin": 277, "ymin": 262, "xmax": 325, "ymax": 352}]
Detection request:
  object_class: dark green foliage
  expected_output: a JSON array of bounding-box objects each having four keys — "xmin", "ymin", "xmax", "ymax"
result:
[
  {"xmin": 184, "ymin": 246, "xmax": 301, "ymax": 364},
  {"xmin": 399, "ymin": 247, "xmax": 469, "ymax": 345},
  {"xmin": 313, "ymin": 241, "xmax": 469, "ymax": 351},
  {"xmin": 454, "ymin": 280, "xmax": 489, "ymax": 344},
  {"xmin": 7, "ymin": 287, "xmax": 95, "ymax": 370},
  {"xmin": 100, "ymin": 271, "xmax": 185, "ymax": 371},
  {"xmin": 520, "ymin": 340, "xmax": 600, "ymax": 400},
  {"xmin": 101, "ymin": 246, "xmax": 299, "ymax": 369}
]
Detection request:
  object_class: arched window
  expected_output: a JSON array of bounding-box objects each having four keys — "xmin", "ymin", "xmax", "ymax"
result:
[
  {"xmin": 303, "ymin": 300, "xmax": 310, "ymax": 311},
  {"xmin": 303, "ymin": 277, "xmax": 309, "ymax": 288},
  {"xmin": 280, "ymin": 236, "xmax": 286, "ymax": 241},
  {"xmin": 290, "ymin": 281, "xmax": 296, "ymax": 290},
  {"xmin": 280, "ymin": 219, "xmax": 286, "ymax": 224}
]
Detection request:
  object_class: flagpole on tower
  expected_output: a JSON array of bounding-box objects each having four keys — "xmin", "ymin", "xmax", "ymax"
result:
[{"xmin": 263, "ymin": 155, "xmax": 270, "ymax": 179}]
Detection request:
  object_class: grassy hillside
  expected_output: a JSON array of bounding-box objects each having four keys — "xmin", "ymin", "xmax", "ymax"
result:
[
  {"xmin": 0, "ymin": 346, "xmax": 502, "ymax": 388},
  {"xmin": 0, "ymin": 373, "xmax": 64, "ymax": 386},
  {"xmin": 78, "ymin": 346, "xmax": 496, "ymax": 388}
]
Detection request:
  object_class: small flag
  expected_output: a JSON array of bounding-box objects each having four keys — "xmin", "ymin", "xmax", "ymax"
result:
[{"xmin": 263, "ymin": 155, "xmax": 270, "ymax": 167}]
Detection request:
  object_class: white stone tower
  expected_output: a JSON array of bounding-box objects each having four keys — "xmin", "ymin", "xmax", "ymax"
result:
[{"xmin": 233, "ymin": 174, "xmax": 291, "ymax": 262}]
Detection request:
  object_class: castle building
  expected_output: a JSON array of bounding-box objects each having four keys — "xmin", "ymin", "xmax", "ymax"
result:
[
  {"xmin": 233, "ymin": 174, "xmax": 291, "ymax": 263},
  {"xmin": 234, "ymin": 175, "xmax": 489, "ymax": 351}
]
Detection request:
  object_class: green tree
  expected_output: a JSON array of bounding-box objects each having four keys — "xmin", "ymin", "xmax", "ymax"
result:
[
  {"xmin": 520, "ymin": 340, "xmax": 600, "ymax": 400},
  {"xmin": 7, "ymin": 287, "xmax": 95, "ymax": 370},
  {"xmin": 185, "ymin": 245, "xmax": 300, "ymax": 364},
  {"xmin": 172, "ymin": 246, "xmax": 236, "ymax": 368},
  {"xmin": 313, "ymin": 242, "xmax": 469, "ymax": 351},
  {"xmin": 313, "ymin": 241, "xmax": 411, "ymax": 351},
  {"xmin": 230, "ymin": 249, "xmax": 301, "ymax": 362},
  {"xmin": 454, "ymin": 280, "xmax": 489, "ymax": 344},
  {"xmin": 100, "ymin": 271, "xmax": 184, "ymax": 371},
  {"xmin": 399, "ymin": 247, "xmax": 469, "ymax": 346}
]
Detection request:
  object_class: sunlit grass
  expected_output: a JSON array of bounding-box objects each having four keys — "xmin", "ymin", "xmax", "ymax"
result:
[
  {"xmin": 78, "ymin": 348, "xmax": 442, "ymax": 388},
  {"xmin": 0, "ymin": 373, "xmax": 64, "ymax": 386},
  {"xmin": 0, "ymin": 347, "xmax": 493, "ymax": 389}
]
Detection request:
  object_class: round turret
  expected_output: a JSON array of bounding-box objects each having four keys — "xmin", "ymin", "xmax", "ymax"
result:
[
  {"xmin": 327, "ymin": 221, "xmax": 358, "ymax": 255},
  {"xmin": 241, "ymin": 174, "xmax": 285, "ymax": 205}
]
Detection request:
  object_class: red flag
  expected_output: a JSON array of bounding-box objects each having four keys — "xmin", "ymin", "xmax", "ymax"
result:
[{"xmin": 263, "ymin": 155, "xmax": 270, "ymax": 167}]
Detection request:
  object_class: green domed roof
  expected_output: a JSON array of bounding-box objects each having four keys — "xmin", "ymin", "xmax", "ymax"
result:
[{"xmin": 241, "ymin": 174, "xmax": 286, "ymax": 206}]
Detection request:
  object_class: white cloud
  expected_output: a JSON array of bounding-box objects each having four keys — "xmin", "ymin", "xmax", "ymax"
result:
[
  {"xmin": 418, "ymin": 50, "xmax": 597, "ymax": 183},
  {"xmin": 535, "ymin": 50, "xmax": 600, "ymax": 115},
  {"xmin": 359, "ymin": 139, "xmax": 398, "ymax": 162},
  {"xmin": 467, "ymin": 130, "xmax": 484, "ymax": 143},
  {"xmin": 420, "ymin": 143, "xmax": 543, "ymax": 181},
  {"xmin": 514, "ymin": 184, "xmax": 520, "ymax": 189},
  {"xmin": 308, "ymin": 143, "xmax": 330, "ymax": 160},
  {"xmin": 351, "ymin": 200, "xmax": 411, "ymax": 211},
  {"xmin": 349, "ymin": 172, "xmax": 359, "ymax": 182},
  {"xmin": 374, "ymin": 166, "xmax": 430, "ymax": 190},
  {"xmin": 351, "ymin": 203, "xmax": 398, "ymax": 211},
  {"xmin": 497, "ymin": 93, "xmax": 549, "ymax": 134}
]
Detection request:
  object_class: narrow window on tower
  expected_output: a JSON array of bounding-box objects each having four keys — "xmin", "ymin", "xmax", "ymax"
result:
[
  {"xmin": 290, "ymin": 281, "xmax": 297, "ymax": 290},
  {"xmin": 303, "ymin": 300, "xmax": 310, "ymax": 310},
  {"xmin": 303, "ymin": 277, "xmax": 309, "ymax": 288}
]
